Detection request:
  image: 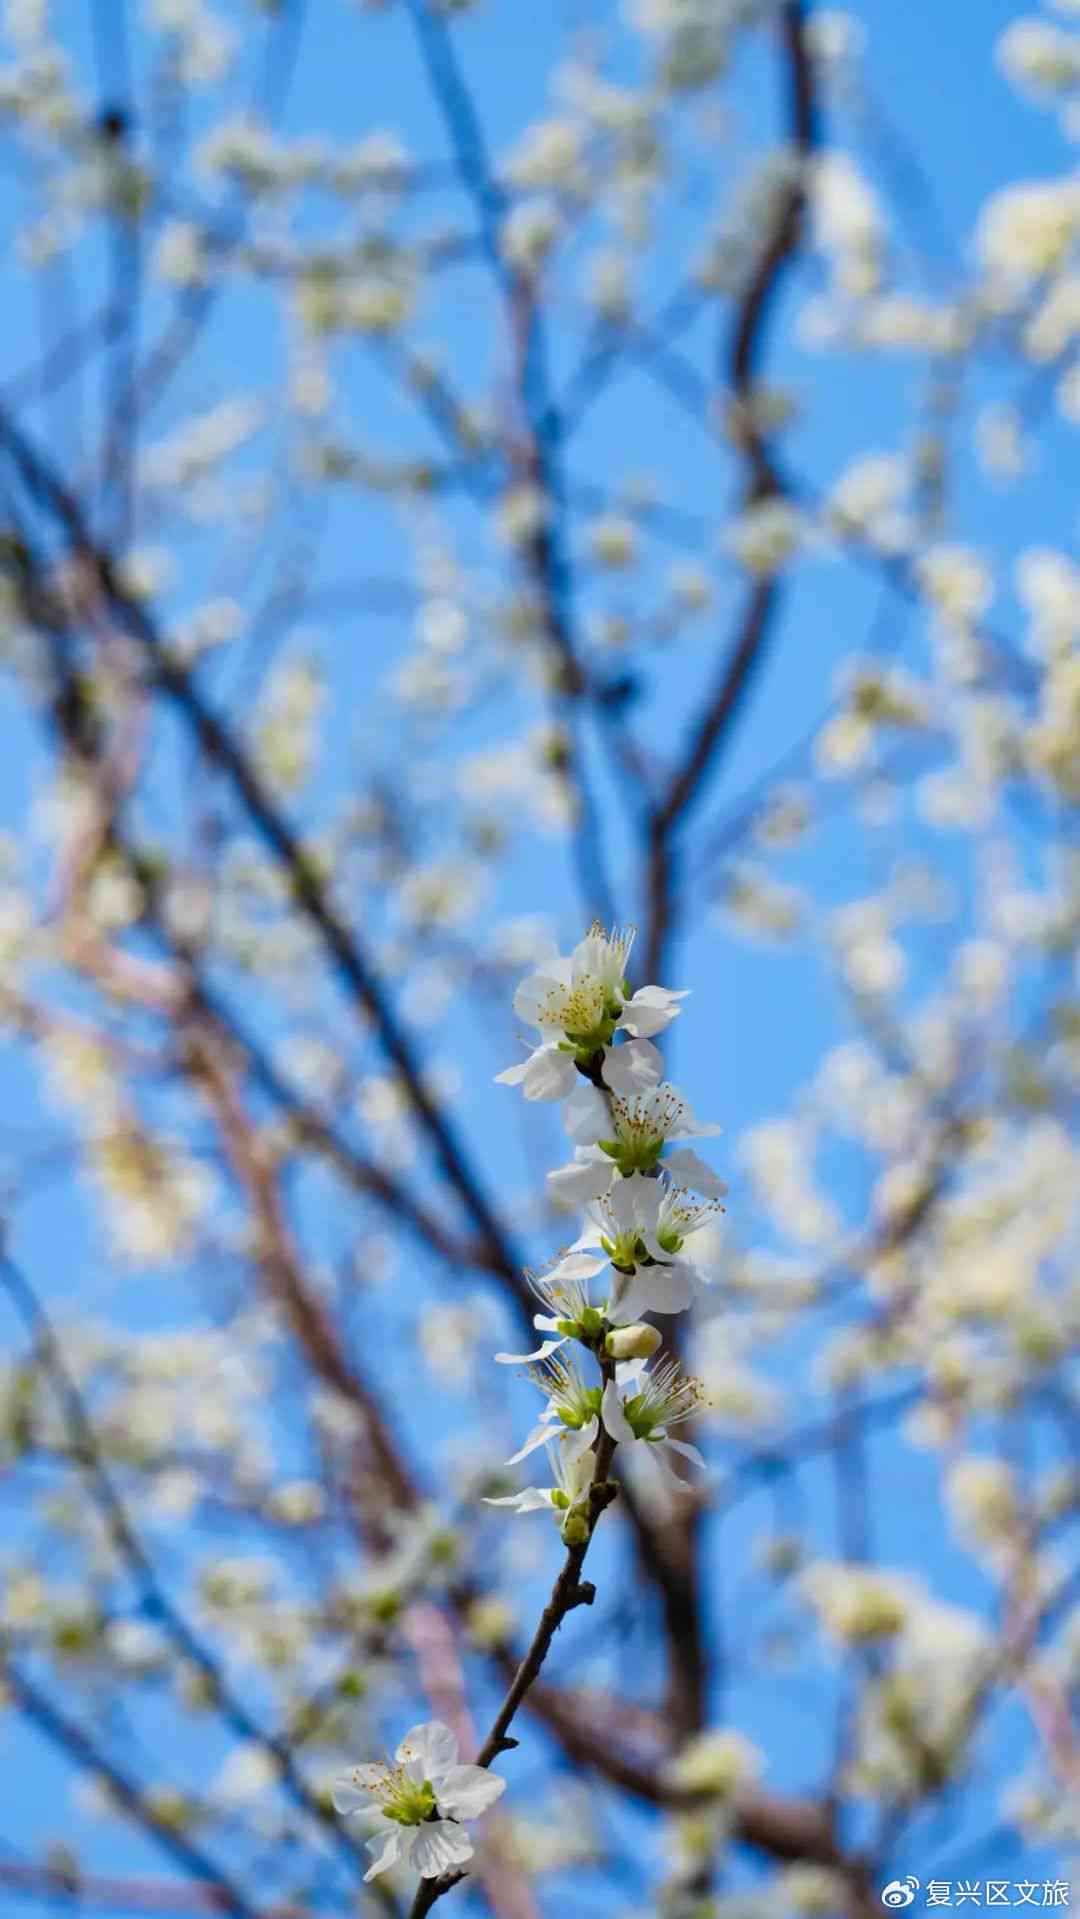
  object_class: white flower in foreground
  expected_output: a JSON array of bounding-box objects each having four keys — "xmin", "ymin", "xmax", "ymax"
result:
[
  {"xmin": 573, "ymin": 1173, "xmax": 724, "ymax": 1319},
  {"xmin": 484, "ymin": 1429, "xmax": 596, "ymax": 1531},
  {"xmin": 494, "ymin": 1253, "xmax": 606, "ymax": 1365},
  {"xmin": 548, "ymin": 1082, "xmax": 724, "ymax": 1207},
  {"xmin": 332, "ymin": 1720, "xmax": 505, "ymax": 1881},
  {"xmin": 498, "ymin": 1170, "xmax": 724, "ymax": 1356},
  {"xmin": 501, "ymin": 1352, "xmax": 601, "ymax": 1465},
  {"xmin": 601, "ymin": 1356, "xmax": 706, "ymax": 1486},
  {"xmin": 495, "ymin": 923, "xmax": 686, "ymax": 1101}
]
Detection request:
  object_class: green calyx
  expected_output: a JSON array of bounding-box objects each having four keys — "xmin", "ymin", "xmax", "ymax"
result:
[
  {"xmin": 554, "ymin": 1305, "xmax": 606, "ymax": 1342},
  {"xmin": 564, "ymin": 1015, "xmax": 617, "ymax": 1056},
  {"xmin": 621, "ymin": 1393, "xmax": 659, "ymax": 1440},
  {"xmin": 557, "ymin": 1387, "xmax": 602, "ymax": 1428},
  {"xmin": 551, "ymin": 1489, "xmax": 571, "ymax": 1510},
  {"xmin": 598, "ymin": 1138, "xmax": 662, "ymax": 1176},
  {"xmin": 383, "ymin": 1778, "xmax": 437, "ymax": 1827},
  {"xmin": 560, "ymin": 1508, "xmax": 589, "ymax": 1545},
  {"xmin": 601, "ymin": 1231, "xmax": 654, "ymax": 1274},
  {"xmin": 656, "ymin": 1227, "xmax": 684, "ymax": 1255}
]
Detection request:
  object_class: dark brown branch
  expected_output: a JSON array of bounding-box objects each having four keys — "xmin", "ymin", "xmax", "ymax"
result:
[
  {"xmin": 407, "ymin": 1411, "xmax": 620, "ymax": 1919},
  {"xmin": 187, "ymin": 977, "xmax": 490, "ymax": 1276},
  {"xmin": 0, "ymin": 341, "xmax": 713, "ymax": 1718},
  {"xmin": 645, "ymin": 576, "xmax": 778, "ymax": 981},
  {"xmin": 0, "ymin": 404, "xmax": 533, "ymax": 1322},
  {"xmin": 186, "ymin": 1028, "xmax": 423, "ymax": 1520},
  {"xmin": 12, "ymin": 533, "xmax": 488, "ymax": 1286},
  {"xmin": 401, "ymin": 0, "xmax": 618, "ymax": 929},
  {"xmin": 632, "ymin": 0, "xmax": 819, "ymax": 1768},
  {"xmin": 643, "ymin": 0, "xmax": 817, "ymax": 987}
]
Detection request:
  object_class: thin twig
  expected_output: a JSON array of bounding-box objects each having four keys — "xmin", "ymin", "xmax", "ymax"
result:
[
  {"xmin": 408, "ymin": 1403, "xmax": 619, "ymax": 1917},
  {"xmin": 643, "ymin": 0, "xmax": 817, "ymax": 985}
]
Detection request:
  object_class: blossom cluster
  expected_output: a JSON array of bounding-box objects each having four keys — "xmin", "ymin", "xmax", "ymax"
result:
[
  {"xmin": 332, "ymin": 927, "xmax": 725, "ymax": 1883},
  {"xmin": 490, "ymin": 925, "xmax": 724, "ymax": 1511},
  {"xmin": 333, "ymin": 1720, "xmax": 505, "ymax": 1882}
]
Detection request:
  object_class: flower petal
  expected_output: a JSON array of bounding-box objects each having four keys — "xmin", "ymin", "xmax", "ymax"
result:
[
  {"xmin": 494, "ymin": 1338, "xmax": 566, "ymax": 1366},
  {"xmin": 545, "ymin": 1249, "xmax": 606, "ymax": 1283},
  {"xmin": 564, "ymin": 1437, "xmax": 598, "ymax": 1500},
  {"xmin": 571, "ymin": 929, "xmax": 618, "ymax": 985},
  {"xmin": 364, "ymin": 1826, "xmax": 406, "ymax": 1881},
  {"xmin": 331, "ymin": 1765, "xmax": 385, "ymax": 1815},
  {"xmin": 646, "ymin": 1437, "xmax": 705, "ymax": 1488},
  {"xmin": 435, "ymin": 1764, "xmax": 507, "ymax": 1821},
  {"xmin": 411, "ymin": 1822, "xmax": 475, "ymax": 1878},
  {"xmin": 561, "ymin": 1083, "xmax": 609, "ymax": 1145},
  {"xmin": 601, "ymin": 1037, "xmax": 662, "ymax": 1097},
  {"xmin": 622, "ymin": 1172, "xmax": 664, "ymax": 1230},
  {"xmin": 520, "ymin": 1043, "xmax": 578, "ymax": 1102},
  {"xmin": 614, "ymin": 1356, "xmax": 649, "ymax": 1387},
  {"xmin": 616, "ymin": 1258, "xmax": 696, "ymax": 1322},
  {"xmin": 484, "ymin": 1488, "xmax": 554, "ymax": 1513},
  {"xmin": 619, "ymin": 985, "xmax": 689, "ymax": 1038},
  {"xmin": 494, "ymin": 1059, "xmax": 529, "ymax": 1086},
  {"xmin": 664, "ymin": 1147, "xmax": 728, "ymax": 1197},
  {"xmin": 561, "ymin": 1414, "xmax": 599, "ymax": 1463},
  {"xmin": 506, "ymin": 1418, "xmax": 558, "ymax": 1466},
  {"xmin": 663, "ymin": 1435, "xmax": 707, "ymax": 1470},
  {"xmin": 569, "ymin": 1220, "xmax": 604, "ymax": 1254},
  {"xmin": 547, "ymin": 1154, "xmax": 614, "ymax": 1209},
  {"xmin": 514, "ymin": 963, "xmax": 571, "ymax": 1028},
  {"xmin": 669, "ymin": 1111, "xmax": 723, "ymax": 1140},
  {"xmin": 396, "ymin": 1721, "xmax": 458, "ymax": 1782},
  {"xmin": 601, "ymin": 1379, "xmax": 636, "ymax": 1445}
]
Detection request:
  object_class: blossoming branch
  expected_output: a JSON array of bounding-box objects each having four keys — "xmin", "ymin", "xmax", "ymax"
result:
[{"xmin": 332, "ymin": 923, "xmax": 724, "ymax": 1899}]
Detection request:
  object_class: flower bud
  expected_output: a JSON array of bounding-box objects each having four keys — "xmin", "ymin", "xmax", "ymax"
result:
[{"xmin": 605, "ymin": 1323, "xmax": 662, "ymax": 1361}]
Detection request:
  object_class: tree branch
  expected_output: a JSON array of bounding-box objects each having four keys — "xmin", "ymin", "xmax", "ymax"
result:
[{"xmin": 407, "ymin": 1390, "xmax": 619, "ymax": 1917}]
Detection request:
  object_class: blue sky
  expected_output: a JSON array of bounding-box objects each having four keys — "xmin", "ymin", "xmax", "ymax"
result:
[{"xmin": 0, "ymin": 0, "xmax": 1075, "ymax": 1912}]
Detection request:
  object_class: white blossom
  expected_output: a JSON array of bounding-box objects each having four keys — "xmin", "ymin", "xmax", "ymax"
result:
[
  {"xmin": 494, "ymin": 1254, "xmax": 605, "ymax": 1366},
  {"xmin": 599, "ymin": 1355, "xmax": 706, "ymax": 1484},
  {"xmin": 496, "ymin": 924, "xmax": 685, "ymax": 1102},
  {"xmin": 548, "ymin": 1081, "xmax": 723, "ymax": 1207},
  {"xmin": 976, "ymin": 178, "xmax": 1080, "ymax": 291},
  {"xmin": 501, "ymin": 1352, "xmax": 601, "ymax": 1465},
  {"xmin": 564, "ymin": 1172, "xmax": 724, "ymax": 1320},
  {"xmin": 332, "ymin": 1721, "xmax": 505, "ymax": 1881},
  {"xmin": 484, "ymin": 1427, "xmax": 596, "ymax": 1521}
]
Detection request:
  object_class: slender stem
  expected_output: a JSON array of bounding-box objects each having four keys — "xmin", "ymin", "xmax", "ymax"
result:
[{"xmin": 407, "ymin": 1364, "xmax": 619, "ymax": 1918}]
